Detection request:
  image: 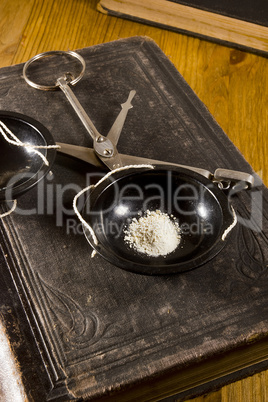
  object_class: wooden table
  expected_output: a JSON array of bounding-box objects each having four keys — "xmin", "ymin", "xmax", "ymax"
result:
[{"xmin": 0, "ymin": 0, "xmax": 267, "ymax": 400}]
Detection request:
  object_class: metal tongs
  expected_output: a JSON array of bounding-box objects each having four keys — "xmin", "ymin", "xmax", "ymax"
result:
[
  {"xmin": 55, "ymin": 83, "xmax": 254, "ymax": 192},
  {"xmin": 23, "ymin": 50, "xmax": 254, "ymax": 191}
]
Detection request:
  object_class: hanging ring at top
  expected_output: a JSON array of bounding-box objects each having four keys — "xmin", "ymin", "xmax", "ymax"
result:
[{"xmin": 23, "ymin": 50, "xmax": 86, "ymax": 91}]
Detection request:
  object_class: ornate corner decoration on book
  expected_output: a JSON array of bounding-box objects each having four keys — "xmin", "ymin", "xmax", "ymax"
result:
[
  {"xmin": 236, "ymin": 224, "xmax": 268, "ymax": 281},
  {"xmin": 39, "ymin": 278, "xmax": 100, "ymax": 347},
  {"xmin": 234, "ymin": 194, "xmax": 268, "ymax": 281}
]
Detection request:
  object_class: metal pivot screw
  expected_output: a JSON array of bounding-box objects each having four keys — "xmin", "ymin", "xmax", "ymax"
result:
[
  {"xmin": 103, "ymin": 149, "xmax": 113, "ymax": 156},
  {"xmin": 94, "ymin": 136, "xmax": 114, "ymax": 158}
]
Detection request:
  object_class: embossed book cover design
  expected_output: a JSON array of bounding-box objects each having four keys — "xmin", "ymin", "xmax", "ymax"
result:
[{"xmin": 0, "ymin": 37, "xmax": 267, "ymax": 400}]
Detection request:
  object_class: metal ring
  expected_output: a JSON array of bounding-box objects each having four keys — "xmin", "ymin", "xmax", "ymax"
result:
[{"xmin": 23, "ymin": 50, "xmax": 86, "ymax": 91}]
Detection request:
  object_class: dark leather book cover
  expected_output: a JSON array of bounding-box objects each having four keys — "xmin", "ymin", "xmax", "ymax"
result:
[
  {"xmin": 169, "ymin": 0, "xmax": 268, "ymax": 26},
  {"xmin": 0, "ymin": 37, "xmax": 268, "ymax": 401}
]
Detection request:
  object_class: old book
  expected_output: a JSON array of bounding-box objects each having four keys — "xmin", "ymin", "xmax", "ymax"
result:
[
  {"xmin": 97, "ymin": 0, "xmax": 268, "ymax": 54},
  {"xmin": 0, "ymin": 36, "xmax": 268, "ymax": 401}
]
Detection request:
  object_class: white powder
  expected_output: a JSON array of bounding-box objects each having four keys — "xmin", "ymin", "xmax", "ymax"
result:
[{"xmin": 124, "ymin": 210, "xmax": 181, "ymax": 257}]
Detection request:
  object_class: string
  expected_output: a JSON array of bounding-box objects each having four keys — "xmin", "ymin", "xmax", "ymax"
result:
[
  {"xmin": 0, "ymin": 200, "xmax": 17, "ymax": 218},
  {"xmin": 221, "ymin": 205, "xmax": 237, "ymax": 241},
  {"xmin": 0, "ymin": 119, "xmax": 59, "ymax": 219},
  {"xmin": 73, "ymin": 164, "xmax": 154, "ymax": 257},
  {"xmin": 0, "ymin": 120, "xmax": 60, "ymax": 166}
]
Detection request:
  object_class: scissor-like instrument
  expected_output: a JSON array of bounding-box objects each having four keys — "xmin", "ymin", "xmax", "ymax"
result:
[{"xmin": 23, "ymin": 50, "xmax": 254, "ymax": 192}]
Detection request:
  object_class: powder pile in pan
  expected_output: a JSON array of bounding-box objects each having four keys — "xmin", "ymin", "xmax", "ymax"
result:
[{"xmin": 124, "ymin": 210, "xmax": 181, "ymax": 257}]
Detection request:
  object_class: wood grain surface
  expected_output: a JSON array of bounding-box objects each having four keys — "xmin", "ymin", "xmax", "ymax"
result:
[{"xmin": 0, "ymin": 0, "xmax": 267, "ymax": 401}]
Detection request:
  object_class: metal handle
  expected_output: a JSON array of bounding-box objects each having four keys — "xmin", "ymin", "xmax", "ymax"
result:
[
  {"xmin": 213, "ymin": 168, "xmax": 254, "ymax": 191},
  {"xmin": 57, "ymin": 77, "xmax": 101, "ymax": 142},
  {"xmin": 106, "ymin": 90, "xmax": 136, "ymax": 145}
]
